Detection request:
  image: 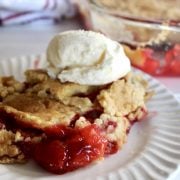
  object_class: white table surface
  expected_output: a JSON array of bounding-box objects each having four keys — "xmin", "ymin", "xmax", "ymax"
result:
[{"xmin": 0, "ymin": 18, "xmax": 179, "ymax": 180}]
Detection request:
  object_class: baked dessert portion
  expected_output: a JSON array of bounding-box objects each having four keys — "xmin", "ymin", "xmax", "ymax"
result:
[
  {"xmin": 0, "ymin": 69, "xmax": 151, "ymax": 173},
  {"xmin": 0, "ymin": 30, "xmax": 153, "ymax": 174}
]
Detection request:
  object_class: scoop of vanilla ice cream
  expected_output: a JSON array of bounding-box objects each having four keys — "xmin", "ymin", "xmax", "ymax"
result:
[{"xmin": 46, "ymin": 30, "xmax": 131, "ymax": 85}]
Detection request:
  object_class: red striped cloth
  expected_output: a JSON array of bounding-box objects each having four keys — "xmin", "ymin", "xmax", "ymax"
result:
[{"xmin": 0, "ymin": 0, "xmax": 76, "ymax": 25}]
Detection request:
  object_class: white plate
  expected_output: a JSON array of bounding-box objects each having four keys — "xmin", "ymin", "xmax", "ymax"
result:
[{"xmin": 0, "ymin": 55, "xmax": 180, "ymax": 180}]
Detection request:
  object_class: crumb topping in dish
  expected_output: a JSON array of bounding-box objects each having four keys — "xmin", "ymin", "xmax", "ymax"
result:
[{"xmin": 92, "ymin": 0, "xmax": 180, "ymax": 21}]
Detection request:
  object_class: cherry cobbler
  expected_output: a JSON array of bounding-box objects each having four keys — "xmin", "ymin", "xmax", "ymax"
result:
[{"xmin": 0, "ymin": 69, "xmax": 152, "ymax": 174}]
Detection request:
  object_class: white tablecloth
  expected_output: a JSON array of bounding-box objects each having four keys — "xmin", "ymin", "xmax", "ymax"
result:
[{"xmin": 0, "ymin": 18, "xmax": 179, "ymax": 179}]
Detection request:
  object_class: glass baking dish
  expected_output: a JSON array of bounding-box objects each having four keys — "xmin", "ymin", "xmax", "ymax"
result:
[{"xmin": 76, "ymin": 0, "xmax": 180, "ymax": 76}]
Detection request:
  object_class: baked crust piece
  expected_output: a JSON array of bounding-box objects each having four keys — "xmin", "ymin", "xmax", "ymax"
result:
[
  {"xmin": 0, "ymin": 76, "xmax": 25, "ymax": 100},
  {"xmin": 97, "ymin": 73, "xmax": 147, "ymax": 117},
  {"xmin": 0, "ymin": 94, "xmax": 80, "ymax": 129},
  {"xmin": 0, "ymin": 129, "xmax": 25, "ymax": 163}
]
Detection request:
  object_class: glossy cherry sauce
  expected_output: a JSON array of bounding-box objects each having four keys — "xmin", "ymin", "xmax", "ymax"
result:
[{"xmin": 33, "ymin": 124, "xmax": 108, "ymax": 174}]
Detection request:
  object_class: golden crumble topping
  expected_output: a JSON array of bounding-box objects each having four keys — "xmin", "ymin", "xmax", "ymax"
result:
[
  {"xmin": 25, "ymin": 70, "xmax": 99, "ymax": 110},
  {"xmin": 97, "ymin": 73, "xmax": 147, "ymax": 116},
  {"xmin": 26, "ymin": 79, "xmax": 97, "ymax": 101},
  {"xmin": 0, "ymin": 69, "xmax": 151, "ymax": 164},
  {"xmin": 0, "ymin": 76, "xmax": 25, "ymax": 100}
]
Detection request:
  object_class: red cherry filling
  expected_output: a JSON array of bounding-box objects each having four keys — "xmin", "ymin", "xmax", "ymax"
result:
[
  {"xmin": 34, "ymin": 140, "xmax": 67, "ymax": 174},
  {"xmin": 33, "ymin": 125, "xmax": 107, "ymax": 174},
  {"xmin": 124, "ymin": 43, "xmax": 180, "ymax": 76}
]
